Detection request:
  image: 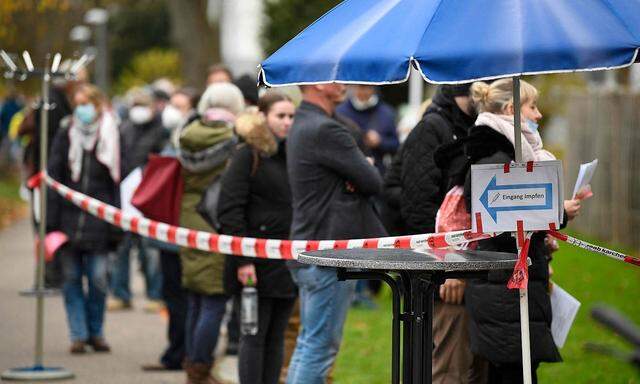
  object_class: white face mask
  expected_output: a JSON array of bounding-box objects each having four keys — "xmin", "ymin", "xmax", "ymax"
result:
[
  {"xmin": 129, "ymin": 106, "xmax": 154, "ymax": 125},
  {"xmin": 162, "ymin": 105, "xmax": 185, "ymax": 131},
  {"xmin": 350, "ymin": 94, "xmax": 379, "ymax": 111}
]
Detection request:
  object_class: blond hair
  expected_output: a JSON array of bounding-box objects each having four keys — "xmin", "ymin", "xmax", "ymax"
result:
[{"xmin": 470, "ymin": 78, "xmax": 538, "ymax": 114}]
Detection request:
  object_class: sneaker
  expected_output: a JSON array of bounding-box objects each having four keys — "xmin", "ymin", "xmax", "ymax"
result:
[
  {"xmin": 107, "ymin": 297, "xmax": 132, "ymax": 311},
  {"xmin": 143, "ymin": 299, "xmax": 165, "ymax": 313},
  {"xmin": 69, "ymin": 341, "xmax": 87, "ymax": 354},
  {"xmin": 88, "ymin": 337, "xmax": 111, "ymax": 352}
]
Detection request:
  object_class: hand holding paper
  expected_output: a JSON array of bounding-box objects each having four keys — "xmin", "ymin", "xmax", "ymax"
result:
[{"xmin": 563, "ymin": 199, "xmax": 581, "ymax": 221}]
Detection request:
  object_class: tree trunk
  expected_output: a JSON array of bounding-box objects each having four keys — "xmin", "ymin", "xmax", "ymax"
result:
[{"xmin": 166, "ymin": 0, "xmax": 220, "ymax": 89}]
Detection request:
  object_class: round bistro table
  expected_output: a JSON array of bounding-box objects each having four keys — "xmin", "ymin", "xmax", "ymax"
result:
[{"xmin": 298, "ymin": 248, "xmax": 519, "ymax": 384}]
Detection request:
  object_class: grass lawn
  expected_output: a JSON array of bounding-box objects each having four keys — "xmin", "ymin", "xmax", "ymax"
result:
[
  {"xmin": 0, "ymin": 171, "xmax": 21, "ymax": 200},
  {"xmin": 334, "ymin": 235, "xmax": 640, "ymax": 383}
]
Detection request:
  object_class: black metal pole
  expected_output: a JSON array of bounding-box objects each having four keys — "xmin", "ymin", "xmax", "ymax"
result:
[
  {"xmin": 1, "ymin": 51, "xmax": 74, "ymax": 382},
  {"xmin": 34, "ymin": 54, "xmax": 51, "ymax": 368},
  {"xmin": 337, "ymin": 269, "xmax": 401, "ymax": 384},
  {"xmin": 400, "ymin": 271, "xmax": 413, "ymax": 383}
]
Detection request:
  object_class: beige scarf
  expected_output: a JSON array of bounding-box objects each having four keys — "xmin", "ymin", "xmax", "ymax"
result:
[
  {"xmin": 521, "ymin": 123, "xmax": 556, "ymax": 161},
  {"xmin": 475, "ymin": 112, "xmax": 551, "ymax": 162},
  {"xmin": 68, "ymin": 111, "xmax": 120, "ymax": 183}
]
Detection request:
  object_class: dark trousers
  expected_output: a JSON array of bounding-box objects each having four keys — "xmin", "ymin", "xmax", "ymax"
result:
[
  {"xmin": 186, "ymin": 293, "xmax": 227, "ymax": 365},
  {"xmin": 238, "ymin": 297, "xmax": 296, "ymax": 384},
  {"xmin": 45, "ymin": 256, "xmax": 63, "ymax": 289},
  {"xmin": 487, "ymin": 362, "xmax": 539, "ymax": 384},
  {"xmin": 228, "ymin": 296, "xmax": 240, "ymax": 347},
  {"xmin": 159, "ymin": 249, "xmax": 187, "ymax": 369}
]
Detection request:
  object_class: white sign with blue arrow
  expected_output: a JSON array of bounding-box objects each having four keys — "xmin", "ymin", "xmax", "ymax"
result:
[{"xmin": 471, "ymin": 161, "xmax": 564, "ymax": 233}]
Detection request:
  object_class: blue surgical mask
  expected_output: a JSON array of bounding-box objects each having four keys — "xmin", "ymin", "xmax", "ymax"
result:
[
  {"xmin": 525, "ymin": 119, "xmax": 539, "ymax": 134},
  {"xmin": 75, "ymin": 103, "xmax": 97, "ymax": 125}
]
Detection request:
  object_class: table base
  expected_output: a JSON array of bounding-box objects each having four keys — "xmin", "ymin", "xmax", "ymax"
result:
[{"xmin": 338, "ymin": 269, "xmax": 488, "ymax": 384}]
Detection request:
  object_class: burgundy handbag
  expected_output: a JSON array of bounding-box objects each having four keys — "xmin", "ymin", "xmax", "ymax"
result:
[{"xmin": 132, "ymin": 155, "xmax": 184, "ymax": 225}]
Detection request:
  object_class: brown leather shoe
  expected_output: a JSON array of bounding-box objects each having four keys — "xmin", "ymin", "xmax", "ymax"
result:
[
  {"xmin": 88, "ymin": 337, "xmax": 111, "ymax": 352},
  {"xmin": 185, "ymin": 362, "xmax": 222, "ymax": 384},
  {"xmin": 69, "ymin": 341, "xmax": 87, "ymax": 354}
]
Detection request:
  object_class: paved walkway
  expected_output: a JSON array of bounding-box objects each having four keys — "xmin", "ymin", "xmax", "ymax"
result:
[{"xmin": 0, "ymin": 219, "xmax": 238, "ymax": 383}]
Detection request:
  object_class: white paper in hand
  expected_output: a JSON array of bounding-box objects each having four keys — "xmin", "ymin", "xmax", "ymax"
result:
[
  {"xmin": 550, "ymin": 283, "xmax": 581, "ymax": 348},
  {"xmin": 120, "ymin": 167, "xmax": 143, "ymax": 218},
  {"xmin": 572, "ymin": 159, "xmax": 598, "ymax": 199}
]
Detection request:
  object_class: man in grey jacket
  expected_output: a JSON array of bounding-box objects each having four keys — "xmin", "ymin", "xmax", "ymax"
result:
[{"xmin": 286, "ymin": 84, "xmax": 387, "ymax": 384}]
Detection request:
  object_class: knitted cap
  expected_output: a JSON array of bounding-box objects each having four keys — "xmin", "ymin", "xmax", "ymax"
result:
[{"xmin": 442, "ymin": 83, "xmax": 472, "ymax": 97}]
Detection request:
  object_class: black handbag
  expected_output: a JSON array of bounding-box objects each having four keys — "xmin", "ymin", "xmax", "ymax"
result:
[{"xmin": 196, "ymin": 175, "xmax": 223, "ymax": 231}]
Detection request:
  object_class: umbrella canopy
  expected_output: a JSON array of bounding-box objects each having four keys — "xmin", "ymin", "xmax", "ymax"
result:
[{"xmin": 259, "ymin": 0, "xmax": 640, "ymax": 86}]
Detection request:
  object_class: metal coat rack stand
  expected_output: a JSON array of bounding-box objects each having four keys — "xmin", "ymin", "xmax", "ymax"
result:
[{"xmin": 0, "ymin": 49, "xmax": 91, "ymax": 381}]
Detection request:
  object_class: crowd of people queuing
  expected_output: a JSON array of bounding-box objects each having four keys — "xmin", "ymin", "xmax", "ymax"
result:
[{"xmin": 0, "ymin": 61, "xmax": 587, "ymax": 384}]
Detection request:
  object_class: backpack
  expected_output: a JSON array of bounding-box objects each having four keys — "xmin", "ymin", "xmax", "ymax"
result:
[
  {"xmin": 196, "ymin": 144, "xmax": 262, "ymax": 232},
  {"xmin": 196, "ymin": 174, "xmax": 223, "ymax": 232}
]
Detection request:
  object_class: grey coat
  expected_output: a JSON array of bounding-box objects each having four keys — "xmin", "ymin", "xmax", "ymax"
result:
[{"xmin": 287, "ymin": 101, "xmax": 386, "ymax": 265}]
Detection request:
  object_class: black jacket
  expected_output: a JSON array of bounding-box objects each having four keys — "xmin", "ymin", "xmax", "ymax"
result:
[
  {"xmin": 287, "ymin": 101, "xmax": 386, "ymax": 246},
  {"xmin": 381, "ymin": 145, "xmax": 405, "ymax": 235},
  {"xmin": 120, "ymin": 115, "xmax": 167, "ymax": 177},
  {"xmin": 46, "ymin": 126, "xmax": 121, "ymax": 253},
  {"xmin": 397, "ymin": 88, "xmax": 476, "ymax": 235},
  {"xmin": 460, "ymin": 125, "xmax": 562, "ymax": 364},
  {"xmin": 218, "ymin": 131, "xmax": 296, "ymax": 298}
]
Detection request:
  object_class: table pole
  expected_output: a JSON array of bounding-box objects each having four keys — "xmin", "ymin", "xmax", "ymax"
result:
[
  {"xmin": 400, "ymin": 271, "xmax": 413, "ymax": 384},
  {"xmin": 337, "ymin": 270, "xmax": 401, "ymax": 384},
  {"xmin": 410, "ymin": 274, "xmax": 438, "ymax": 384}
]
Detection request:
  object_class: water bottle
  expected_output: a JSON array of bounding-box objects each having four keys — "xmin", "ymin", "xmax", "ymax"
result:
[{"xmin": 241, "ymin": 277, "xmax": 258, "ymax": 336}]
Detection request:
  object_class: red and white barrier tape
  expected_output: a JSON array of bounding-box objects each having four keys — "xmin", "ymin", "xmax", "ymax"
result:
[
  {"xmin": 548, "ymin": 230, "xmax": 640, "ymax": 267},
  {"xmin": 36, "ymin": 173, "xmax": 496, "ymax": 260}
]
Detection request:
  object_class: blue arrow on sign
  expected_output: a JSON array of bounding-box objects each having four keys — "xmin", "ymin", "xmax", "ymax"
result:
[{"xmin": 480, "ymin": 175, "xmax": 553, "ymax": 222}]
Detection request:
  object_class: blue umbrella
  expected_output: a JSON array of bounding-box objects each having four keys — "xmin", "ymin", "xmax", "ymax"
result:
[
  {"xmin": 260, "ymin": 2, "xmax": 640, "ymax": 384},
  {"xmin": 259, "ymin": 0, "xmax": 640, "ymax": 86}
]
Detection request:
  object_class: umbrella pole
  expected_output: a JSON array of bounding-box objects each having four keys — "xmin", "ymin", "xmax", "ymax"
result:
[
  {"xmin": 513, "ymin": 76, "xmax": 533, "ymax": 384},
  {"xmin": 513, "ymin": 77, "xmax": 523, "ymax": 160}
]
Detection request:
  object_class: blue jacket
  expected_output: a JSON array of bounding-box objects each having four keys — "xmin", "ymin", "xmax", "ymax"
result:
[
  {"xmin": 336, "ymin": 98, "xmax": 399, "ymax": 173},
  {"xmin": 0, "ymin": 97, "xmax": 22, "ymax": 138}
]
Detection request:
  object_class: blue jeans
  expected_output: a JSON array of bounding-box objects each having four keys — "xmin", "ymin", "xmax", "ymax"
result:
[
  {"xmin": 286, "ymin": 266, "xmax": 355, "ymax": 384},
  {"xmin": 109, "ymin": 233, "xmax": 162, "ymax": 302},
  {"xmin": 60, "ymin": 249, "xmax": 109, "ymax": 342},
  {"xmin": 185, "ymin": 293, "xmax": 227, "ymax": 365}
]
